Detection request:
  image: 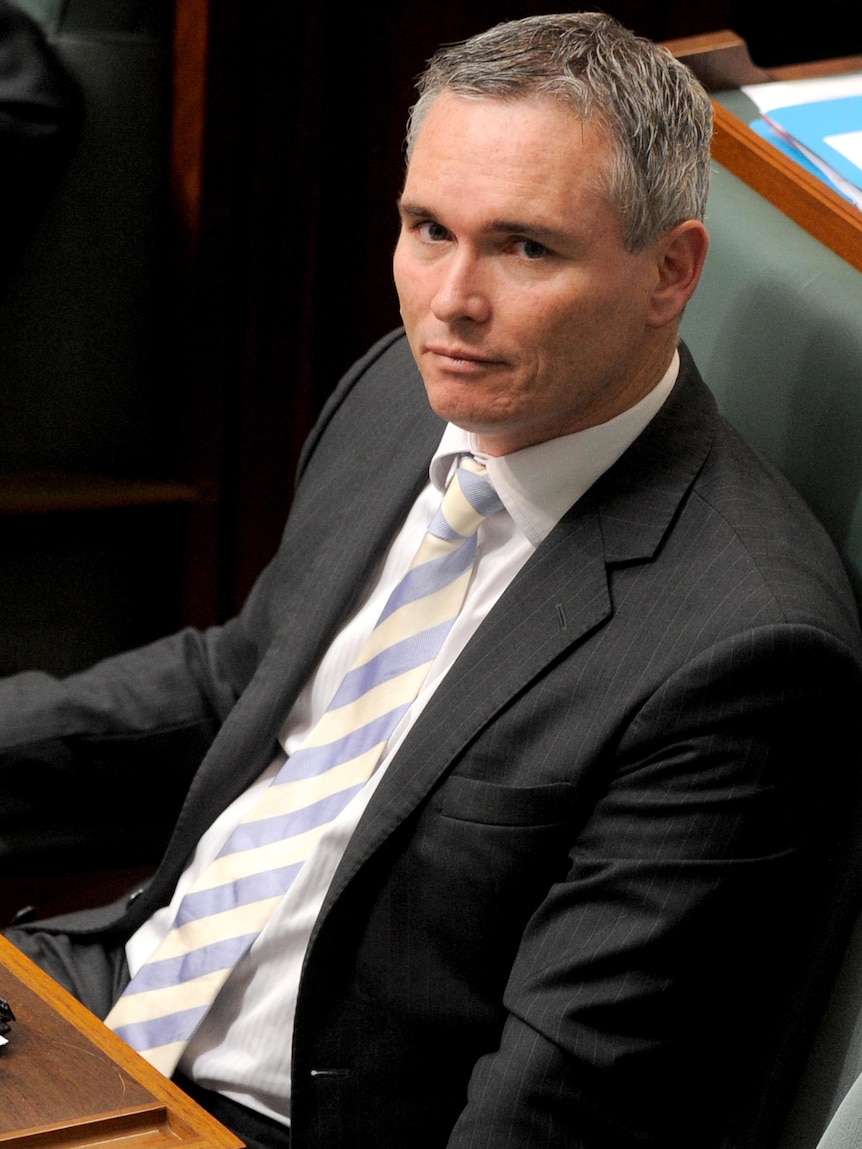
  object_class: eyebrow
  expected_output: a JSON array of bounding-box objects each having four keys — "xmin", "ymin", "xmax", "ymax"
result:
[
  {"xmin": 485, "ymin": 219, "xmax": 567, "ymax": 246},
  {"xmin": 397, "ymin": 199, "xmax": 568, "ymax": 246},
  {"xmin": 397, "ymin": 200, "xmax": 434, "ymax": 221}
]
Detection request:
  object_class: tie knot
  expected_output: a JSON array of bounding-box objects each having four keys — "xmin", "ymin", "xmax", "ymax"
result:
[{"xmin": 429, "ymin": 456, "xmax": 504, "ymax": 542}]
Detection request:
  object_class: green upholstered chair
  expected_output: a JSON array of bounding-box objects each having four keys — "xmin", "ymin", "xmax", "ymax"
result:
[
  {"xmin": 814, "ymin": 1074, "xmax": 862, "ymax": 1149},
  {"xmin": 683, "ymin": 161, "xmax": 862, "ymax": 602},
  {"xmin": 682, "ymin": 163, "xmax": 862, "ymax": 1149}
]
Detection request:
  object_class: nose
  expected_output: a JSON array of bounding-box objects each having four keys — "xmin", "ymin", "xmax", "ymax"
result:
[{"xmin": 430, "ymin": 250, "xmax": 490, "ymax": 325}]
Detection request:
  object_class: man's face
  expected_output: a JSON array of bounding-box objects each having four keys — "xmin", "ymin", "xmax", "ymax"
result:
[{"xmin": 393, "ymin": 94, "xmax": 678, "ymax": 456}]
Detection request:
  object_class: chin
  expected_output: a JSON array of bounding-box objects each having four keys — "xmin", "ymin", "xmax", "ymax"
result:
[
  {"xmin": 426, "ymin": 399, "xmax": 494, "ymax": 439},
  {"xmin": 424, "ymin": 381, "xmax": 502, "ymax": 430}
]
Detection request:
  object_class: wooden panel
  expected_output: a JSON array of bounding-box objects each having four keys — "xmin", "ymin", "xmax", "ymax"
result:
[
  {"xmin": 711, "ymin": 102, "xmax": 862, "ymax": 273},
  {"xmin": 664, "ymin": 29, "xmax": 771, "ymax": 88},
  {"xmin": 0, "ymin": 474, "xmax": 198, "ymax": 516},
  {"xmin": 0, "ymin": 937, "xmax": 242, "ymax": 1149},
  {"xmin": 170, "ymin": 0, "xmax": 210, "ymax": 258}
]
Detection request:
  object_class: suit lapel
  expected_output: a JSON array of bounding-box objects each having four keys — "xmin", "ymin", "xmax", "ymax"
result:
[
  {"xmin": 154, "ymin": 346, "xmax": 446, "ymax": 887},
  {"xmin": 147, "ymin": 337, "xmax": 718, "ymax": 924},
  {"xmin": 323, "ymin": 505, "xmax": 611, "ymax": 897},
  {"xmin": 321, "ymin": 343, "xmax": 718, "ymax": 908}
]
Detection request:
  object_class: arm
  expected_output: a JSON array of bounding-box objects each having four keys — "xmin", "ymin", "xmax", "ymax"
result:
[
  {"xmin": 0, "ymin": 333, "xmax": 411, "ymax": 881},
  {"xmin": 0, "ymin": 627, "xmax": 235, "ymax": 877},
  {"xmin": 0, "ymin": 542, "xmax": 290, "ymax": 876}
]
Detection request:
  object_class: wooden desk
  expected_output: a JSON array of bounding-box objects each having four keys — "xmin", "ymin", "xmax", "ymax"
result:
[{"xmin": 0, "ymin": 936, "xmax": 243, "ymax": 1149}]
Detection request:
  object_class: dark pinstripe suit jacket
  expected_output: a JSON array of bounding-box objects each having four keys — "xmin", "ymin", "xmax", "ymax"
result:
[{"xmin": 3, "ymin": 330, "xmax": 862, "ymax": 1148}]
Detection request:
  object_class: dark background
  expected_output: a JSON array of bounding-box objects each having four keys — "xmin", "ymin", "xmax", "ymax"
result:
[
  {"xmin": 0, "ymin": 0, "xmax": 859, "ymax": 919},
  {"xmin": 195, "ymin": 0, "xmax": 860, "ymax": 613},
  {"xmin": 3, "ymin": 0, "xmax": 860, "ymax": 676}
]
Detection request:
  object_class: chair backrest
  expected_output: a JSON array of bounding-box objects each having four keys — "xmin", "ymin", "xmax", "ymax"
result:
[
  {"xmin": 682, "ymin": 161, "xmax": 862, "ymax": 1149},
  {"xmin": 682, "ymin": 161, "xmax": 862, "ymax": 605},
  {"xmin": 778, "ymin": 914, "xmax": 862, "ymax": 1149},
  {"xmin": 0, "ymin": 0, "xmax": 174, "ymax": 477},
  {"xmin": 810, "ymin": 1072, "xmax": 862, "ymax": 1149}
]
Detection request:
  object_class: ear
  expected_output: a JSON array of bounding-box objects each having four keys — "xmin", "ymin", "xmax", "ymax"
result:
[{"xmin": 646, "ymin": 220, "xmax": 709, "ymax": 328}]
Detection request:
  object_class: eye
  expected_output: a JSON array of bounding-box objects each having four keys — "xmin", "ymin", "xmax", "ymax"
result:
[
  {"xmin": 417, "ymin": 220, "xmax": 451, "ymax": 243},
  {"xmin": 515, "ymin": 238, "xmax": 550, "ymax": 260}
]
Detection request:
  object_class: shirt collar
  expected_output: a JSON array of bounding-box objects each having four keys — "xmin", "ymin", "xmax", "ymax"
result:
[{"xmin": 429, "ymin": 349, "xmax": 679, "ymax": 548}]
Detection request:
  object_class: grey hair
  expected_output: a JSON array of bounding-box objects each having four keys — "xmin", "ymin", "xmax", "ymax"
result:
[{"xmin": 405, "ymin": 12, "xmax": 713, "ymax": 252}]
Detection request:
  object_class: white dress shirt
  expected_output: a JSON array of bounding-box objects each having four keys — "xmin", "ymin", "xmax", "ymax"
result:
[{"xmin": 125, "ymin": 352, "xmax": 679, "ymax": 1123}]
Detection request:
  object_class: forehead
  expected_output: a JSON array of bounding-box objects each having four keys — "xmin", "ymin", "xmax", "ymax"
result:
[{"xmin": 403, "ymin": 93, "xmax": 619, "ymax": 232}]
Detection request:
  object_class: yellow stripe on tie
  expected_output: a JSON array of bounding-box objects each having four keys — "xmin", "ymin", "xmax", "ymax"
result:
[
  {"xmin": 107, "ymin": 968, "xmax": 233, "ymax": 1029},
  {"xmin": 103, "ymin": 455, "xmax": 503, "ymax": 1079}
]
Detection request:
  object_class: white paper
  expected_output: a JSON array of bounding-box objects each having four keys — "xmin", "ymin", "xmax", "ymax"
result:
[
  {"xmin": 742, "ymin": 73, "xmax": 862, "ymax": 208},
  {"xmin": 742, "ymin": 72, "xmax": 862, "ymax": 115},
  {"xmin": 826, "ymin": 129, "xmax": 862, "ymax": 169}
]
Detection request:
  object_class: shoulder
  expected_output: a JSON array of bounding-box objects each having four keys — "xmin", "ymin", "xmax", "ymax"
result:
[
  {"xmin": 677, "ymin": 351, "xmax": 859, "ymax": 642},
  {"xmin": 595, "ymin": 344, "xmax": 860, "ymax": 649},
  {"xmin": 308, "ymin": 329, "xmax": 420, "ymax": 431},
  {"xmin": 296, "ymin": 329, "xmax": 434, "ymax": 478}
]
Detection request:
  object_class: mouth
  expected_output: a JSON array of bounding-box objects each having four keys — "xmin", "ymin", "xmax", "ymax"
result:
[{"xmin": 423, "ymin": 344, "xmax": 506, "ymax": 372}]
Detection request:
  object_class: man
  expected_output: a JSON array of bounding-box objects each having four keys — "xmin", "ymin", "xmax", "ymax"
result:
[{"xmin": 3, "ymin": 12, "xmax": 862, "ymax": 1149}]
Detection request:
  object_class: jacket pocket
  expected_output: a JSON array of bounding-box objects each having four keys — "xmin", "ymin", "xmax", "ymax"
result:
[{"xmin": 434, "ymin": 775, "xmax": 574, "ymax": 827}]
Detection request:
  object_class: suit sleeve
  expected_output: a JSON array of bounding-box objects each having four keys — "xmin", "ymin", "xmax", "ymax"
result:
[
  {"xmin": 0, "ymin": 545, "xmax": 292, "ymax": 870},
  {"xmin": 0, "ymin": 332, "xmax": 408, "ymax": 877},
  {"xmin": 0, "ymin": 331, "xmax": 410, "ymax": 780},
  {"xmin": 445, "ymin": 623, "xmax": 862, "ymax": 1149}
]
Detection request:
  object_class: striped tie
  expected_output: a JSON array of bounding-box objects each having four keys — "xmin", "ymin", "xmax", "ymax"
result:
[{"xmin": 105, "ymin": 455, "xmax": 503, "ymax": 1075}]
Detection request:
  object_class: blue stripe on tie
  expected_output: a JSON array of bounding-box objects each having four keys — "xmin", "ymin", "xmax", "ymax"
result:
[
  {"xmin": 223, "ymin": 782, "xmax": 366, "ymax": 855},
  {"xmin": 104, "ymin": 457, "xmax": 505, "ymax": 1073},
  {"xmin": 377, "ymin": 539, "xmax": 476, "ymax": 623},
  {"xmin": 270, "ymin": 700, "xmax": 414, "ymax": 782},
  {"xmin": 174, "ymin": 861, "xmax": 307, "ymax": 926},
  {"xmin": 427, "ymin": 505, "xmax": 464, "ymax": 543},
  {"xmin": 113, "ymin": 1003, "xmax": 210, "ymax": 1051},
  {"xmin": 123, "ymin": 934, "xmax": 260, "ymax": 994},
  {"xmin": 458, "ymin": 468, "xmax": 503, "ymax": 517},
  {"xmin": 426, "ymin": 468, "xmax": 502, "ymax": 541},
  {"xmin": 331, "ymin": 619, "xmax": 454, "ymax": 709}
]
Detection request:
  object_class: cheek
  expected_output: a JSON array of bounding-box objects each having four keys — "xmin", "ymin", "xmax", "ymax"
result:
[
  {"xmin": 523, "ymin": 298, "xmax": 623, "ymax": 400},
  {"xmin": 525, "ymin": 299, "xmax": 594, "ymax": 368},
  {"xmin": 392, "ymin": 244, "xmax": 415, "ymax": 305},
  {"xmin": 392, "ymin": 251, "xmax": 406, "ymax": 304},
  {"xmin": 393, "ymin": 263, "xmax": 428, "ymax": 328},
  {"xmin": 540, "ymin": 281, "xmax": 631, "ymax": 350}
]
